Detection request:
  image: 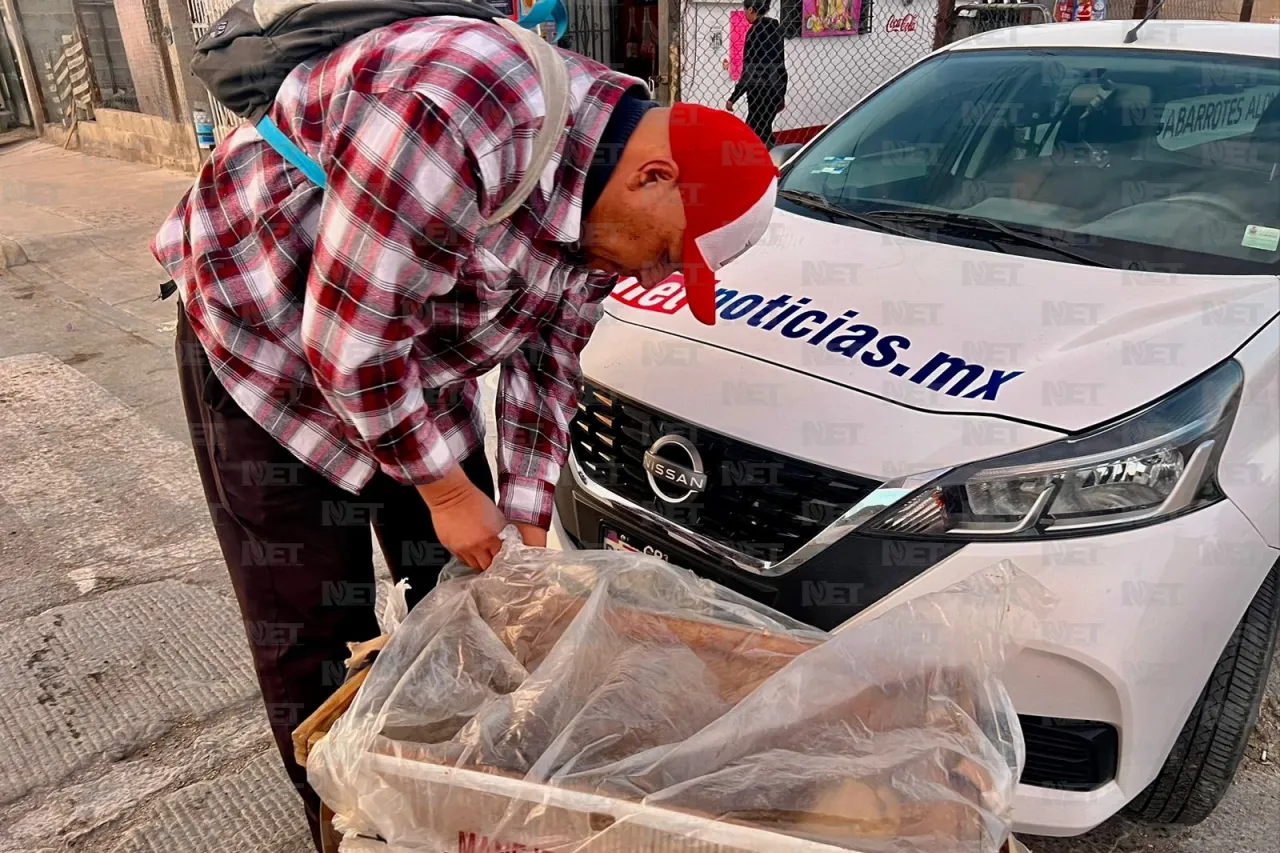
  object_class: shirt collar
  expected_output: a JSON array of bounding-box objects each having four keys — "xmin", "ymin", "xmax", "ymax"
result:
[{"xmin": 531, "ymin": 74, "xmax": 651, "ymax": 245}]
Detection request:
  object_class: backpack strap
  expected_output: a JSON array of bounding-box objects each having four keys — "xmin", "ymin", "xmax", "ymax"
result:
[
  {"xmin": 514, "ymin": 0, "xmax": 569, "ymax": 42},
  {"xmin": 254, "ymin": 18, "xmax": 571, "ymax": 228},
  {"xmin": 257, "ymin": 113, "xmax": 329, "ymax": 187},
  {"xmin": 488, "ymin": 18, "xmax": 572, "ymax": 226}
]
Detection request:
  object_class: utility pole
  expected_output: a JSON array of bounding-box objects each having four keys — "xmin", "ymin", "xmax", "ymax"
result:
[{"xmin": 0, "ymin": 0, "xmax": 45, "ymax": 132}]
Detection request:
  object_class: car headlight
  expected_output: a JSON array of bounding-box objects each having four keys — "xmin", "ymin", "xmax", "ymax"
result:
[{"xmin": 858, "ymin": 361, "xmax": 1244, "ymax": 539}]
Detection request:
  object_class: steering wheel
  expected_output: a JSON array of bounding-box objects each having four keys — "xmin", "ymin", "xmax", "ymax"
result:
[{"xmin": 1158, "ymin": 192, "xmax": 1251, "ymax": 222}]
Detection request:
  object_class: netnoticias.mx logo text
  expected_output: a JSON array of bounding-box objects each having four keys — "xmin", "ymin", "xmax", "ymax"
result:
[{"xmin": 610, "ymin": 277, "xmax": 1024, "ymax": 401}]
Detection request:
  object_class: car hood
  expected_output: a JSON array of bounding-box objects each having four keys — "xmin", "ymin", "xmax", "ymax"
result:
[{"xmin": 603, "ymin": 209, "xmax": 1280, "ymax": 431}]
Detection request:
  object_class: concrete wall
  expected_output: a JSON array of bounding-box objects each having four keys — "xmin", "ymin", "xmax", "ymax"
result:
[{"xmin": 47, "ymin": 106, "xmax": 200, "ymax": 171}]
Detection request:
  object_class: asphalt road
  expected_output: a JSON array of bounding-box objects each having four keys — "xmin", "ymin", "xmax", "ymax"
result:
[{"xmin": 0, "ymin": 140, "xmax": 1275, "ymax": 853}]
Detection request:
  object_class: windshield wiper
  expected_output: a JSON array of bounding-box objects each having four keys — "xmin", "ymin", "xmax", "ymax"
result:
[
  {"xmin": 863, "ymin": 208, "xmax": 1107, "ymax": 267},
  {"xmin": 777, "ymin": 190, "xmax": 916, "ymax": 237}
]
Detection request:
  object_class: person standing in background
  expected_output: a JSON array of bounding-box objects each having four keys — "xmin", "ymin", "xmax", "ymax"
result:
[{"xmin": 727, "ymin": 0, "xmax": 788, "ymax": 148}]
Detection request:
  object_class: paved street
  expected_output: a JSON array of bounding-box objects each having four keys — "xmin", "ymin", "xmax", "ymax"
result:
[
  {"xmin": 0, "ymin": 140, "xmax": 1275, "ymax": 852},
  {"xmin": 0, "ymin": 140, "xmax": 315, "ymax": 853}
]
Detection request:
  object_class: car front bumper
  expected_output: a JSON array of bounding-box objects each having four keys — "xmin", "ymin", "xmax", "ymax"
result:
[{"xmin": 554, "ymin": 467, "xmax": 1278, "ymax": 836}]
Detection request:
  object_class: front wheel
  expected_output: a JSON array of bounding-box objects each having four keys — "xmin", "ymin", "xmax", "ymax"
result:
[{"xmin": 1127, "ymin": 560, "xmax": 1279, "ymax": 825}]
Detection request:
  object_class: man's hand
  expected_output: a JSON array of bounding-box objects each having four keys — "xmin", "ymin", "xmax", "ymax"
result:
[
  {"xmin": 725, "ymin": 100, "xmax": 735, "ymax": 112},
  {"xmin": 418, "ymin": 466, "xmax": 507, "ymax": 570},
  {"xmin": 513, "ymin": 523, "xmax": 548, "ymax": 548}
]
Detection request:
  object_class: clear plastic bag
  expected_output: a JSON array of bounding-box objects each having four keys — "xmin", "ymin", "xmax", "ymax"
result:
[
  {"xmin": 377, "ymin": 578, "xmax": 412, "ymax": 636},
  {"xmin": 310, "ymin": 527, "xmax": 1054, "ymax": 853}
]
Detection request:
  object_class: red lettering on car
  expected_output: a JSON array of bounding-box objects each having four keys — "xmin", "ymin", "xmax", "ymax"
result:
[{"xmin": 610, "ymin": 274, "xmax": 687, "ymax": 314}]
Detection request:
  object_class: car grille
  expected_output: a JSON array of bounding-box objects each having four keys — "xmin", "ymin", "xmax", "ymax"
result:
[{"xmin": 570, "ymin": 381, "xmax": 881, "ymax": 563}]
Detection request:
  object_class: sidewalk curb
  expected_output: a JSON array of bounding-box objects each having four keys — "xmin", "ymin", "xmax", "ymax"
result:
[{"xmin": 1, "ymin": 236, "xmax": 29, "ymax": 272}]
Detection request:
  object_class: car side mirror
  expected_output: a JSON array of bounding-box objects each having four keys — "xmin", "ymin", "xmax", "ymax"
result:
[{"xmin": 770, "ymin": 143, "xmax": 803, "ymax": 168}]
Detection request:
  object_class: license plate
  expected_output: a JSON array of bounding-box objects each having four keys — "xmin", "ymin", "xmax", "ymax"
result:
[{"xmin": 601, "ymin": 526, "xmax": 669, "ymax": 562}]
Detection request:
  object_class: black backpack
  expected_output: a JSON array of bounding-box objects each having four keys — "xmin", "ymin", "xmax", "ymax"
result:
[
  {"xmin": 157, "ymin": 0, "xmax": 573, "ymax": 302},
  {"xmin": 187, "ymin": 0, "xmax": 572, "ymax": 222},
  {"xmin": 190, "ymin": 0, "xmax": 532, "ymax": 123}
]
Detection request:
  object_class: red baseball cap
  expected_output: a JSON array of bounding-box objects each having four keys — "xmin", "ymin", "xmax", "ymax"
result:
[{"xmin": 669, "ymin": 103, "xmax": 779, "ymax": 325}]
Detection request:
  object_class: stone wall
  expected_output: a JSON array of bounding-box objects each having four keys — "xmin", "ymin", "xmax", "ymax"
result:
[{"xmin": 47, "ymin": 107, "xmax": 199, "ymax": 172}]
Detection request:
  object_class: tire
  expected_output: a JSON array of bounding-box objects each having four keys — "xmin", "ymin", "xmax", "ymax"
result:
[{"xmin": 1127, "ymin": 559, "xmax": 1280, "ymax": 825}]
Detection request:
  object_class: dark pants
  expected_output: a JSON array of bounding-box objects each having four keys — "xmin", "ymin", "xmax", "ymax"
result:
[
  {"xmin": 175, "ymin": 306, "xmax": 493, "ymax": 851},
  {"xmin": 745, "ymin": 86, "xmax": 785, "ymax": 149}
]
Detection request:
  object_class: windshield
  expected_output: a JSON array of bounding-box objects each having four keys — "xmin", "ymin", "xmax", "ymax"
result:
[{"xmin": 780, "ymin": 49, "xmax": 1280, "ymax": 274}]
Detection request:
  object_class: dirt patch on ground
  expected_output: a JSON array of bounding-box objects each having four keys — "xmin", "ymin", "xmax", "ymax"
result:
[{"xmin": 1248, "ymin": 692, "xmax": 1280, "ymax": 767}]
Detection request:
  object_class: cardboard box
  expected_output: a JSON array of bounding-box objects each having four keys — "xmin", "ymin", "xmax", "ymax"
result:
[
  {"xmin": 327, "ymin": 755, "xmax": 1034, "ymax": 853},
  {"xmin": 302, "ymin": 576, "xmax": 1031, "ymax": 853}
]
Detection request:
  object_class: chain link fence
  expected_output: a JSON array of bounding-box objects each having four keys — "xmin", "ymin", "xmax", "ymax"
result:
[{"xmin": 679, "ymin": 0, "xmax": 943, "ymax": 144}]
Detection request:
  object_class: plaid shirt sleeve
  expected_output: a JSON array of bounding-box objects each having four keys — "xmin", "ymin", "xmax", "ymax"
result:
[
  {"xmin": 301, "ymin": 87, "xmax": 480, "ymax": 487},
  {"xmin": 496, "ymin": 276, "xmax": 612, "ymax": 527}
]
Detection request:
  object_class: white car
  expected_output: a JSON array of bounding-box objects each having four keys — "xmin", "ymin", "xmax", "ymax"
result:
[{"xmin": 551, "ymin": 20, "xmax": 1280, "ymax": 837}]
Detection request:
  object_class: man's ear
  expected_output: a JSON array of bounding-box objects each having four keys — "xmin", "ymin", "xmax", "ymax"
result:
[{"xmin": 627, "ymin": 157, "xmax": 679, "ymax": 190}]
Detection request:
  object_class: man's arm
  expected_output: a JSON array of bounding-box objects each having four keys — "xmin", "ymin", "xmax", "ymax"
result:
[
  {"xmin": 496, "ymin": 277, "xmax": 611, "ymax": 535},
  {"xmin": 761, "ymin": 18, "xmax": 786, "ymax": 82},
  {"xmin": 300, "ymin": 87, "xmax": 506, "ymax": 568}
]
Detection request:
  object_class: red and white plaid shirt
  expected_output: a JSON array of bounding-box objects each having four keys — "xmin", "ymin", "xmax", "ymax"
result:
[{"xmin": 154, "ymin": 18, "xmax": 644, "ymax": 528}]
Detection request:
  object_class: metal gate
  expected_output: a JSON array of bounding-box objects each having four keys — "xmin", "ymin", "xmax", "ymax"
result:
[
  {"xmin": 186, "ymin": 0, "xmax": 240, "ymax": 140},
  {"xmin": 564, "ymin": 0, "xmax": 619, "ymax": 67},
  {"xmin": 564, "ymin": 0, "xmax": 666, "ymax": 93}
]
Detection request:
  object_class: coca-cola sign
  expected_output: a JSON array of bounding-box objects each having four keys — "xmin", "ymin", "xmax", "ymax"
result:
[{"xmin": 886, "ymin": 13, "xmax": 918, "ymax": 32}]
